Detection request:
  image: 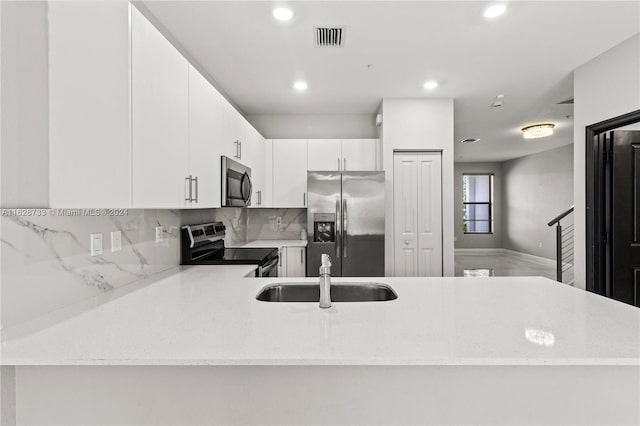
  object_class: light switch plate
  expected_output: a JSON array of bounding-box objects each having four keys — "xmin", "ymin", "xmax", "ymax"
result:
[
  {"xmin": 155, "ymin": 226, "xmax": 163, "ymax": 242},
  {"xmin": 90, "ymin": 233, "xmax": 103, "ymax": 256},
  {"xmin": 111, "ymin": 230, "xmax": 122, "ymax": 252}
]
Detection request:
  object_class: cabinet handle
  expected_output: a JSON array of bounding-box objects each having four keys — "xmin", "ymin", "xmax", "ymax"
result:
[
  {"xmin": 239, "ymin": 141, "xmax": 242, "ymax": 160},
  {"xmin": 234, "ymin": 140, "xmax": 240, "ymax": 159},
  {"xmin": 194, "ymin": 176, "xmax": 199, "ymax": 204},
  {"xmin": 300, "ymin": 249, "xmax": 303, "ymax": 264},
  {"xmin": 257, "ymin": 190, "xmax": 261, "ymax": 206},
  {"xmin": 338, "ymin": 157, "xmax": 341, "ymax": 171},
  {"xmin": 303, "ymin": 192, "xmax": 306, "ymax": 207},
  {"xmin": 343, "ymin": 158, "xmax": 346, "ymax": 171},
  {"xmin": 279, "ymin": 251, "xmax": 282, "ymax": 267},
  {"xmin": 184, "ymin": 175, "xmax": 193, "ymax": 202}
]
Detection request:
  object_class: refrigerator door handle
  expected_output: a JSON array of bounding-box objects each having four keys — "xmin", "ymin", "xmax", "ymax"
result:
[
  {"xmin": 335, "ymin": 198, "xmax": 341, "ymax": 258},
  {"xmin": 343, "ymin": 198, "xmax": 347, "ymax": 258}
]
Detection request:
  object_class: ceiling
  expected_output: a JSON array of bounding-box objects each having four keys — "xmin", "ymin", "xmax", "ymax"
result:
[{"xmin": 139, "ymin": 1, "xmax": 640, "ymax": 162}]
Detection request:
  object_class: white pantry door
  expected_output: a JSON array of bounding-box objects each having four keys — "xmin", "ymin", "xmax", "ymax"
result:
[{"xmin": 393, "ymin": 152, "xmax": 443, "ymax": 277}]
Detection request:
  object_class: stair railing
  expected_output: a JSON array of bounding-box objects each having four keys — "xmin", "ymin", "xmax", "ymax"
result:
[{"xmin": 547, "ymin": 206, "xmax": 574, "ymax": 284}]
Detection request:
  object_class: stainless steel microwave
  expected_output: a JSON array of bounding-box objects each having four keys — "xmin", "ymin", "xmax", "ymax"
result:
[{"xmin": 221, "ymin": 156, "xmax": 252, "ymax": 207}]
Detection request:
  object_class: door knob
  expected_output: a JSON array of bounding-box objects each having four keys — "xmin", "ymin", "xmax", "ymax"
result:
[{"xmin": 404, "ymin": 240, "xmax": 410, "ymax": 245}]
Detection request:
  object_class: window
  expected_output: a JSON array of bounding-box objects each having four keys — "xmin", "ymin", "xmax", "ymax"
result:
[{"xmin": 462, "ymin": 174, "xmax": 494, "ymax": 234}]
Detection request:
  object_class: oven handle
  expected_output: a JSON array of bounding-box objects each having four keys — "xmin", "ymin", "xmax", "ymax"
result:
[{"xmin": 259, "ymin": 256, "xmax": 279, "ymax": 277}]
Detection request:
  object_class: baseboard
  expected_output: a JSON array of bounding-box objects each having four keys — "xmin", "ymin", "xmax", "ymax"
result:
[
  {"xmin": 454, "ymin": 248, "xmax": 503, "ymax": 255},
  {"xmin": 501, "ymin": 249, "xmax": 556, "ymax": 268},
  {"xmin": 455, "ymin": 248, "xmax": 557, "ymax": 268}
]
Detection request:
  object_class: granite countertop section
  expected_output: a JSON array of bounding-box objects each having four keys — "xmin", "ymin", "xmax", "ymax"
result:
[
  {"xmin": 2, "ymin": 267, "xmax": 639, "ymax": 366},
  {"xmin": 228, "ymin": 239, "xmax": 308, "ymax": 250}
]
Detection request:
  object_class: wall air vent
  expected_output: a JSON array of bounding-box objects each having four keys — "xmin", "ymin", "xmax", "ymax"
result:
[
  {"xmin": 557, "ymin": 98, "xmax": 574, "ymax": 105},
  {"xmin": 315, "ymin": 27, "xmax": 345, "ymax": 47}
]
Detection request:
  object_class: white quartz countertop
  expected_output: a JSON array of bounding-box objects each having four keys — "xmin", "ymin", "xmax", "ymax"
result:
[
  {"xmin": 1, "ymin": 266, "xmax": 639, "ymax": 366},
  {"xmin": 227, "ymin": 239, "xmax": 307, "ymax": 249}
]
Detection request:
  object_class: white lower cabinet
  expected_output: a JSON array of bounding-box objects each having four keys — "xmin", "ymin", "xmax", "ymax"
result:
[
  {"xmin": 283, "ymin": 247, "xmax": 306, "ymax": 277},
  {"xmin": 277, "ymin": 248, "xmax": 287, "ymax": 277}
]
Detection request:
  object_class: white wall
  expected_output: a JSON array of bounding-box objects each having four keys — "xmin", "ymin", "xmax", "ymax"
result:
[
  {"xmin": 381, "ymin": 99, "xmax": 454, "ymax": 276},
  {"xmin": 454, "ymin": 162, "xmax": 504, "ymax": 249},
  {"xmin": 0, "ymin": 1, "xmax": 49, "ymax": 208},
  {"xmin": 246, "ymin": 114, "xmax": 378, "ymax": 139},
  {"xmin": 573, "ymin": 34, "xmax": 640, "ymax": 290},
  {"xmin": 502, "ymin": 145, "xmax": 574, "ymax": 260}
]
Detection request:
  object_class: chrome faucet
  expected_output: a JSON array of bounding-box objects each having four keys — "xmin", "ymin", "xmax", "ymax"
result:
[{"xmin": 319, "ymin": 254, "xmax": 332, "ymax": 308}]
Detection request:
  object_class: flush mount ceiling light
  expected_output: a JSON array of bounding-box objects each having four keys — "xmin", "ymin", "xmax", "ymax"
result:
[
  {"xmin": 460, "ymin": 138, "xmax": 481, "ymax": 144},
  {"xmin": 423, "ymin": 80, "xmax": 439, "ymax": 90},
  {"xmin": 293, "ymin": 80, "xmax": 308, "ymax": 92},
  {"xmin": 521, "ymin": 123, "xmax": 555, "ymax": 139},
  {"xmin": 273, "ymin": 7, "xmax": 293, "ymax": 21},
  {"xmin": 483, "ymin": 4, "xmax": 507, "ymax": 18}
]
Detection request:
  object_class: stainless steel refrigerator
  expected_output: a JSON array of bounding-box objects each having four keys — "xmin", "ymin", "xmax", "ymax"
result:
[{"xmin": 306, "ymin": 171, "xmax": 385, "ymax": 277}]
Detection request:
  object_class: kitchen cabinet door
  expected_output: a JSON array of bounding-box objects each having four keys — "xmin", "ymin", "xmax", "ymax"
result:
[
  {"xmin": 48, "ymin": 0, "xmax": 131, "ymax": 207},
  {"xmin": 272, "ymin": 140, "xmax": 308, "ymax": 208},
  {"xmin": 132, "ymin": 6, "xmax": 189, "ymax": 208},
  {"xmin": 220, "ymin": 101, "xmax": 244, "ymax": 161},
  {"xmin": 277, "ymin": 248, "xmax": 287, "ymax": 277},
  {"xmin": 341, "ymin": 139, "xmax": 378, "ymax": 171},
  {"xmin": 285, "ymin": 247, "xmax": 306, "ymax": 277},
  {"xmin": 188, "ymin": 65, "xmax": 224, "ymax": 208},
  {"xmin": 307, "ymin": 139, "xmax": 342, "ymax": 171}
]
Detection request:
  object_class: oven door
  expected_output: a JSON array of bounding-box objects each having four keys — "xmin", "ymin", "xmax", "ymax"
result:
[
  {"xmin": 222, "ymin": 156, "xmax": 252, "ymax": 207},
  {"xmin": 257, "ymin": 256, "xmax": 279, "ymax": 277}
]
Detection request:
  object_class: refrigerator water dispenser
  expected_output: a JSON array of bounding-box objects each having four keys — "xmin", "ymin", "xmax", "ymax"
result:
[{"xmin": 313, "ymin": 213, "xmax": 335, "ymax": 243}]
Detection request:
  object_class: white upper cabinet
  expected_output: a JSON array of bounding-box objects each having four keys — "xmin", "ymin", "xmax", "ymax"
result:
[
  {"xmin": 272, "ymin": 140, "xmax": 308, "ymax": 208},
  {"xmin": 48, "ymin": 0, "xmax": 131, "ymax": 207},
  {"xmin": 341, "ymin": 139, "xmax": 379, "ymax": 171},
  {"xmin": 307, "ymin": 139, "xmax": 342, "ymax": 171},
  {"xmin": 306, "ymin": 139, "xmax": 380, "ymax": 172},
  {"xmin": 188, "ymin": 65, "xmax": 225, "ymax": 208},
  {"xmin": 131, "ymin": 5, "xmax": 189, "ymax": 208}
]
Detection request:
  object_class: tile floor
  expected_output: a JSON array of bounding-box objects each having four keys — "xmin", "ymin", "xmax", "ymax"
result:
[{"xmin": 455, "ymin": 253, "xmax": 573, "ymax": 283}]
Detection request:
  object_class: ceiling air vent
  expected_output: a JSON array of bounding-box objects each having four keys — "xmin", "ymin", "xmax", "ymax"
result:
[{"xmin": 315, "ymin": 27, "xmax": 345, "ymax": 47}]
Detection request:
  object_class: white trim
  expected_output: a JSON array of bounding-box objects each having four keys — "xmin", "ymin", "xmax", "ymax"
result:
[
  {"xmin": 454, "ymin": 248, "xmax": 503, "ymax": 256},
  {"xmin": 454, "ymin": 248, "xmax": 556, "ymax": 268},
  {"xmin": 501, "ymin": 249, "xmax": 556, "ymax": 268}
]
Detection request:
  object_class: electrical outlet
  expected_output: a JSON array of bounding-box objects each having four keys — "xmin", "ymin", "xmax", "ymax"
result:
[
  {"xmin": 155, "ymin": 226, "xmax": 163, "ymax": 243},
  {"xmin": 111, "ymin": 230, "xmax": 122, "ymax": 252},
  {"xmin": 90, "ymin": 233, "xmax": 103, "ymax": 256}
]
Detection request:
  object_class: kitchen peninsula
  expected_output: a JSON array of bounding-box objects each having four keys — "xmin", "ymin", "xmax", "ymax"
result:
[{"xmin": 2, "ymin": 266, "xmax": 638, "ymax": 425}]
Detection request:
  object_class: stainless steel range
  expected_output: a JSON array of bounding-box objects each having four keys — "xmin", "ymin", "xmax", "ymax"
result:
[{"xmin": 181, "ymin": 222, "xmax": 279, "ymax": 277}]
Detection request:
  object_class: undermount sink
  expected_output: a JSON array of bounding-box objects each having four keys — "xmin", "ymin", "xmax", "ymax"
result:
[{"xmin": 256, "ymin": 282, "xmax": 398, "ymax": 303}]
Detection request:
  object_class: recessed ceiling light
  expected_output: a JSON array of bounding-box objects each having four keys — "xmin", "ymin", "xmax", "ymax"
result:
[
  {"xmin": 423, "ymin": 80, "xmax": 439, "ymax": 90},
  {"xmin": 460, "ymin": 138, "xmax": 481, "ymax": 144},
  {"xmin": 483, "ymin": 4, "xmax": 507, "ymax": 19},
  {"xmin": 521, "ymin": 123, "xmax": 555, "ymax": 139},
  {"xmin": 293, "ymin": 80, "xmax": 308, "ymax": 91},
  {"xmin": 273, "ymin": 7, "xmax": 293, "ymax": 21}
]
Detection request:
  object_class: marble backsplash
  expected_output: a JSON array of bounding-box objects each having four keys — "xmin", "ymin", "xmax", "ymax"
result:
[
  {"xmin": 1, "ymin": 209, "xmax": 188, "ymax": 330},
  {"xmin": 1, "ymin": 207, "xmax": 305, "ymax": 331},
  {"xmin": 246, "ymin": 208, "xmax": 307, "ymax": 241}
]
